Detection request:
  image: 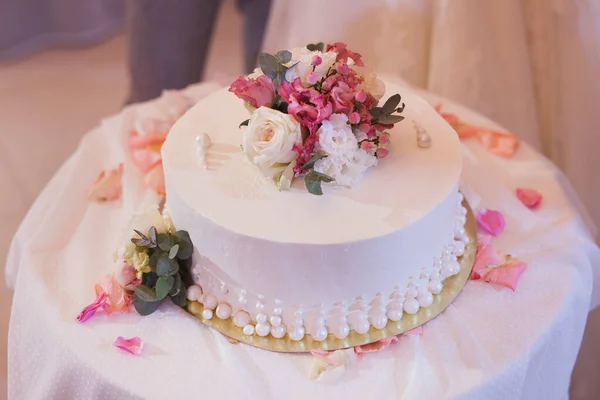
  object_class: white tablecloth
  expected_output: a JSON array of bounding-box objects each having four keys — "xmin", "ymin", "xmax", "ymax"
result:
[{"xmin": 6, "ymin": 81, "xmax": 600, "ymax": 400}]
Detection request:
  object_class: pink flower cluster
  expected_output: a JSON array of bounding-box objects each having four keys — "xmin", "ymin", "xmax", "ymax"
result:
[{"xmin": 229, "ymin": 42, "xmax": 394, "ymax": 175}]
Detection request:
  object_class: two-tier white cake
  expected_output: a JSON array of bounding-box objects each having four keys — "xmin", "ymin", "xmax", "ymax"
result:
[{"xmin": 162, "ymin": 79, "xmax": 467, "ymax": 341}]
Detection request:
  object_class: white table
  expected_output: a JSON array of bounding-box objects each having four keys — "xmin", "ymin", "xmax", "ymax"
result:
[{"xmin": 6, "ymin": 81, "xmax": 600, "ymax": 399}]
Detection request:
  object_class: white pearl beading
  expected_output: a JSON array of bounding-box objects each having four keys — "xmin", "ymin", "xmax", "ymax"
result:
[{"xmin": 187, "ymin": 195, "xmax": 468, "ymax": 341}]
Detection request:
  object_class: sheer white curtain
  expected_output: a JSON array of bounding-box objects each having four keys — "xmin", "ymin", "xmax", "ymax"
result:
[
  {"xmin": 263, "ymin": 0, "xmax": 600, "ymax": 398},
  {"xmin": 263, "ymin": 0, "xmax": 600, "ymax": 239}
]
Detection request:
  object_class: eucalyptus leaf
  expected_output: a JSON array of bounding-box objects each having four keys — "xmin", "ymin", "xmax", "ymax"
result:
[
  {"xmin": 149, "ymin": 250, "xmax": 165, "ymax": 272},
  {"xmin": 369, "ymin": 107, "xmax": 382, "ymax": 119},
  {"xmin": 173, "ymin": 231, "xmax": 193, "ymax": 260},
  {"xmin": 304, "ymin": 170, "xmax": 335, "ymax": 196},
  {"xmin": 301, "ymin": 154, "xmax": 327, "ymax": 171},
  {"xmin": 258, "ymin": 53, "xmax": 280, "ymax": 78},
  {"xmin": 168, "ymin": 244, "xmax": 179, "ymax": 259},
  {"xmin": 307, "ymin": 42, "xmax": 324, "ymax": 52},
  {"xmin": 396, "ymin": 102, "xmax": 406, "ymax": 113},
  {"xmin": 156, "ymin": 255, "xmax": 179, "ymax": 276},
  {"xmin": 134, "ymin": 285, "xmax": 158, "ymax": 302},
  {"xmin": 143, "ymin": 271, "xmax": 158, "ymax": 288},
  {"xmin": 155, "ymin": 276, "xmax": 175, "ymax": 300},
  {"xmin": 133, "ymin": 291, "xmax": 160, "ymax": 316},
  {"xmin": 170, "ymin": 285, "xmax": 187, "ymax": 307},
  {"xmin": 381, "ymin": 94, "xmax": 401, "ymax": 116},
  {"xmin": 275, "ymin": 50, "xmax": 292, "ymax": 64},
  {"xmin": 148, "ymin": 226, "xmax": 157, "ymax": 245},
  {"xmin": 133, "ymin": 229, "xmax": 149, "ymax": 241},
  {"xmin": 239, "ymin": 119, "xmax": 249, "ymax": 128},
  {"xmin": 377, "ymin": 115, "xmax": 405, "ymax": 124},
  {"xmin": 131, "ymin": 237, "xmax": 151, "ymax": 248},
  {"xmin": 156, "ymin": 234, "xmax": 174, "ymax": 251},
  {"xmin": 169, "ymin": 273, "xmax": 183, "ymax": 297}
]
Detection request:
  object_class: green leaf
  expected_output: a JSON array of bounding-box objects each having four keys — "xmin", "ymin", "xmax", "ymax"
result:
[
  {"xmin": 157, "ymin": 233, "xmax": 174, "ymax": 251},
  {"xmin": 307, "ymin": 42, "xmax": 324, "ymax": 52},
  {"xmin": 142, "ymin": 271, "xmax": 158, "ymax": 288},
  {"xmin": 149, "ymin": 250, "xmax": 165, "ymax": 272},
  {"xmin": 381, "ymin": 94, "xmax": 401, "ymax": 116},
  {"xmin": 168, "ymin": 244, "xmax": 179, "ymax": 259},
  {"xmin": 258, "ymin": 53, "xmax": 280, "ymax": 78},
  {"xmin": 173, "ymin": 231, "xmax": 193, "ymax": 260},
  {"xmin": 134, "ymin": 285, "xmax": 158, "ymax": 302},
  {"xmin": 169, "ymin": 273, "xmax": 183, "ymax": 297},
  {"xmin": 133, "ymin": 287, "xmax": 161, "ymax": 316},
  {"xmin": 148, "ymin": 226, "xmax": 157, "ymax": 245},
  {"xmin": 304, "ymin": 170, "xmax": 335, "ymax": 196},
  {"xmin": 170, "ymin": 284, "xmax": 187, "ymax": 307},
  {"xmin": 301, "ymin": 154, "xmax": 327, "ymax": 171},
  {"xmin": 156, "ymin": 255, "xmax": 179, "ymax": 276},
  {"xmin": 369, "ymin": 107, "xmax": 382, "ymax": 120},
  {"xmin": 275, "ymin": 50, "xmax": 292, "ymax": 64},
  {"xmin": 377, "ymin": 115, "xmax": 405, "ymax": 124},
  {"xmin": 155, "ymin": 276, "xmax": 175, "ymax": 300},
  {"xmin": 239, "ymin": 119, "xmax": 249, "ymax": 128}
]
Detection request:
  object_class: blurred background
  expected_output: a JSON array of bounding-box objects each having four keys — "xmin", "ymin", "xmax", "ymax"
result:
[{"xmin": 1, "ymin": 0, "xmax": 599, "ymax": 399}]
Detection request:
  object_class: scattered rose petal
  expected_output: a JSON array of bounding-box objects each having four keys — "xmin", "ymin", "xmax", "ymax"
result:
[
  {"xmin": 88, "ymin": 164, "xmax": 123, "ymax": 202},
  {"xmin": 472, "ymin": 236, "xmax": 502, "ymax": 279},
  {"xmin": 144, "ymin": 162, "xmax": 166, "ymax": 196},
  {"xmin": 309, "ymin": 348, "xmax": 359, "ymax": 381},
  {"xmin": 130, "ymin": 148, "xmax": 162, "ymax": 173},
  {"xmin": 113, "ymin": 336, "xmax": 144, "ymax": 355},
  {"xmin": 128, "ymin": 131, "xmax": 168, "ymax": 149},
  {"xmin": 476, "ymin": 208, "xmax": 505, "ymax": 236},
  {"xmin": 94, "ymin": 274, "xmax": 132, "ymax": 314},
  {"xmin": 405, "ymin": 326, "xmax": 423, "ymax": 336},
  {"xmin": 471, "ymin": 236, "xmax": 528, "ymax": 290},
  {"xmin": 516, "ymin": 188, "xmax": 542, "ymax": 209},
  {"xmin": 480, "ymin": 257, "xmax": 528, "ymax": 291},
  {"xmin": 76, "ymin": 292, "xmax": 107, "ymax": 323},
  {"xmin": 354, "ymin": 336, "xmax": 398, "ymax": 355},
  {"xmin": 434, "ymin": 104, "xmax": 520, "ymax": 157}
]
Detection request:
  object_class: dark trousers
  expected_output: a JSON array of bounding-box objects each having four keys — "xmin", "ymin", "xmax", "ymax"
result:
[{"xmin": 125, "ymin": 0, "xmax": 271, "ymax": 103}]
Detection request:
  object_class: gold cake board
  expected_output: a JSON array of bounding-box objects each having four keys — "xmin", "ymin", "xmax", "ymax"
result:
[{"xmin": 186, "ymin": 200, "xmax": 477, "ymax": 353}]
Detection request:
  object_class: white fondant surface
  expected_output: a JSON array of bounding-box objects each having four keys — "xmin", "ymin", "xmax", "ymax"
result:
[{"xmin": 162, "ymin": 80, "xmax": 462, "ymax": 308}]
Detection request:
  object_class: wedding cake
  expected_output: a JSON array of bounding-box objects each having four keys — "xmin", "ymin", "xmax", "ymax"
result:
[{"xmin": 160, "ymin": 43, "xmax": 466, "ymax": 342}]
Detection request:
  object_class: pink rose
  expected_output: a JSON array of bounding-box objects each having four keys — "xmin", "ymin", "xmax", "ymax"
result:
[
  {"xmin": 326, "ymin": 42, "xmax": 364, "ymax": 67},
  {"xmin": 229, "ymin": 75, "xmax": 275, "ymax": 108},
  {"xmin": 116, "ymin": 263, "xmax": 139, "ymax": 290},
  {"xmin": 327, "ymin": 81, "xmax": 354, "ymax": 114}
]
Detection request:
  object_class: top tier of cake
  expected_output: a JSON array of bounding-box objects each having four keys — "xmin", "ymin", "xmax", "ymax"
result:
[{"xmin": 162, "ymin": 81, "xmax": 461, "ymax": 246}]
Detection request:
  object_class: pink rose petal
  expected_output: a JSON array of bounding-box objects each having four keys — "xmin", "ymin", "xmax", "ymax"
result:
[
  {"xmin": 113, "ymin": 336, "xmax": 144, "ymax": 355},
  {"xmin": 76, "ymin": 292, "xmax": 107, "ymax": 323},
  {"xmin": 88, "ymin": 164, "xmax": 123, "ymax": 202},
  {"xmin": 94, "ymin": 274, "xmax": 132, "ymax": 315},
  {"xmin": 471, "ymin": 236, "xmax": 503, "ymax": 279},
  {"xmin": 405, "ymin": 326, "xmax": 423, "ymax": 336},
  {"xmin": 354, "ymin": 336, "xmax": 398, "ymax": 355},
  {"xmin": 471, "ymin": 237, "xmax": 528, "ymax": 290},
  {"xmin": 516, "ymin": 188, "xmax": 542, "ymax": 209},
  {"xmin": 476, "ymin": 208, "xmax": 505, "ymax": 236},
  {"xmin": 481, "ymin": 257, "xmax": 528, "ymax": 291},
  {"xmin": 144, "ymin": 162, "xmax": 166, "ymax": 196}
]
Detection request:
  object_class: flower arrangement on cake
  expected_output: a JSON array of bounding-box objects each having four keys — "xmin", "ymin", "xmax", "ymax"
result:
[{"xmin": 229, "ymin": 42, "xmax": 405, "ymax": 195}]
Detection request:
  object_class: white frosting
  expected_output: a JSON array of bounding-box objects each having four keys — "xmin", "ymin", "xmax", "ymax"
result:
[{"xmin": 163, "ymin": 80, "xmax": 464, "ymax": 339}]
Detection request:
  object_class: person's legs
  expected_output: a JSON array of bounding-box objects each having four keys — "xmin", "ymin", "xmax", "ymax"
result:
[
  {"xmin": 237, "ymin": 0, "xmax": 272, "ymax": 73},
  {"xmin": 126, "ymin": 0, "xmax": 221, "ymax": 104}
]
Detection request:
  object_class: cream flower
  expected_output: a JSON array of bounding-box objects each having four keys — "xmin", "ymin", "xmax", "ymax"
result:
[
  {"xmin": 354, "ymin": 67, "xmax": 386, "ymax": 101},
  {"xmin": 316, "ymin": 114, "xmax": 358, "ymax": 160},
  {"xmin": 314, "ymin": 113, "xmax": 378, "ymax": 187},
  {"xmin": 132, "ymin": 251, "xmax": 151, "ymax": 279},
  {"xmin": 285, "ymin": 47, "xmax": 337, "ymax": 86},
  {"xmin": 242, "ymin": 107, "xmax": 302, "ymax": 190}
]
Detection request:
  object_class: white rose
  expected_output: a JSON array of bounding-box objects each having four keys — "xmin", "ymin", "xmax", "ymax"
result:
[
  {"xmin": 315, "ymin": 113, "xmax": 358, "ymax": 161},
  {"xmin": 242, "ymin": 107, "xmax": 302, "ymax": 190},
  {"xmin": 354, "ymin": 67, "xmax": 386, "ymax": 101},
  {"xmin": 285, "ymin": 47, "xmax": 337, "ymax": 86}
]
